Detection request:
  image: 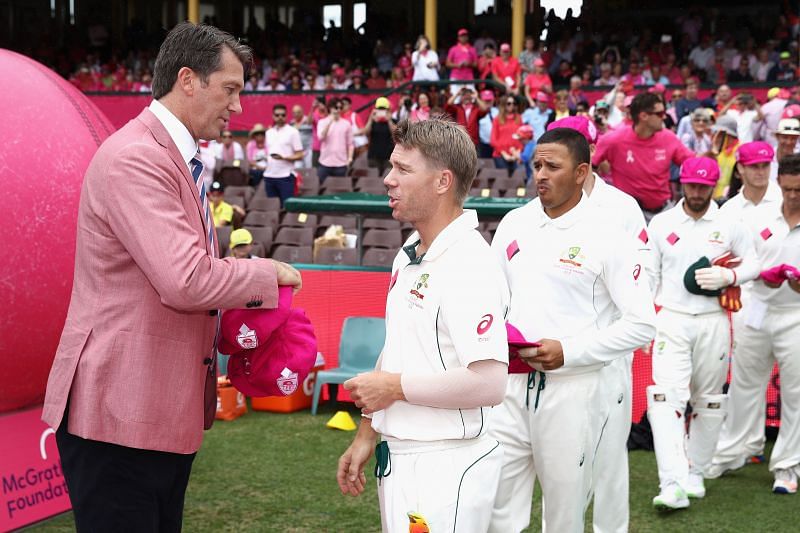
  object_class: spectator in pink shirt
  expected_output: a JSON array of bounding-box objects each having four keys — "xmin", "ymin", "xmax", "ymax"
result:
[
  {"xmin": 593, "ymin": 92, "xmax": 694, "ymax": 220},
  {"xmin": 310, "ymin": 96, "xmax": 328, "ymax": 167},
  {"xmin": 492, "ymin": 43, "xmax": 522, "ymax": 95},
  {"xmin": 446, "ymin": 28, "xmax": 478, "ymax": 94},
  {"xmin": 317, "ymin": 98, "xmax": 354, "ymax": 183},
  {"xmin": 410, "ymin": 93, "xmax": 432, "ymax": 122}
]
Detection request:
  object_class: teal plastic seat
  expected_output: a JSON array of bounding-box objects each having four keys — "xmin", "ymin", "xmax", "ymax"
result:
[{"xmin": 311, "ymin": 317, "xmax": 385, "ymax": 415}]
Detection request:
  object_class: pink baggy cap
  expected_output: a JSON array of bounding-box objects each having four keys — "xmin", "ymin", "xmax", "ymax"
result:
[
  {"xmin": 506, "ymin": 322, "xmax": 538, "ymax": 374},
  {"xmin": 759, "ymin": 264, "xmax": 800, "ymax": 285},
  {"xmin": 679, "ymin": 156, "xmax": 720, "ymax": 186},
  {"xmin": 737, "ymin": 141, "xmax": 774, "ymax": 165},
  {"xmin": 479, "ymin": 89, "xmax": 495, "ymax": 101},
  {"xmin": 547, "ymin": 115, "xmax": 598, "ymax": 144},
  {"xmin": 535, "ymin": 91, "xmax": 549, "ymax": 102},
  {"xmin": 220, "ymin": 287, "xmax": 318, "ymax": 397}
]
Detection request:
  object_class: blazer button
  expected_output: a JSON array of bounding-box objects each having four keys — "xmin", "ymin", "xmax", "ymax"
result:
[
  {"xmin": 245, "ymin": 302, "xmax": 254, "ymax": 308},
  {"xmin": 254, "ymin": 300, "xmax": 263, "ymax": 307},
  {"xmin": 203, "ymin": 357, "xmax": 213, "ymax": 365},
  {"xmin": 209, "ymin": 310, "xmax": 218, "ymax": 316}
]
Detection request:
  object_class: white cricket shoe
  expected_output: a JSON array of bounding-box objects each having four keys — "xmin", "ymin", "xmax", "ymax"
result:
[
  {"xmin": 653, "ymin": 482, "xmax": 690, "ymax": 510},
  {"xmin": 685, "ymin": 471, "xmax": 706, "ymax": 499},
  {"xmin": 773, "ymin": 467, "xmax": 798, "ymax": 494},
  {"xmin": 706, "ymin": 456, "xmax": 746, "ymax": 479}
]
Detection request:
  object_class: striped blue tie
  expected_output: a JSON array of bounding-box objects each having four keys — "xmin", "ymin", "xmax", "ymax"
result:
[
  {"xmin": 190, "ymin": 156, "xmax": 216, "ymax": 257},
  {"xmin": 191, "ymin": 156, "xmax": 220, "ymax": 372}
]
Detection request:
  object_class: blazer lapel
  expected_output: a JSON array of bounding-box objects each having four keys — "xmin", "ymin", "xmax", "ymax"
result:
[{"xmin": 138, "ymin": 108, "xmax": 210, "ymax": 246}]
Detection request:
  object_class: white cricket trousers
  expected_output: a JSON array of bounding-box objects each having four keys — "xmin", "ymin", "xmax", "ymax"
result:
[
  {"xmin": 592, "ymin": 354, "xmax": 632, "ymax": 533},
  {"xmin": 489, "ymin": 371, "xmax": 608, "ymax": 533},
  {"xmin": 377, "ymin": 435, "xmax": 503, "ymax": 533},
  {"xmin": 715, "ymin": 306, "xmax": 800, "ymax": 472},
  {"xmin": 650, "ymin": 308, "xmax": 730, "ymax": 485}
]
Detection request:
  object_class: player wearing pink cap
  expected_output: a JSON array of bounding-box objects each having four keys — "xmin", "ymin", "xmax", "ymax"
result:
[
  {"xmin": 710, "ymin": 154, "xmax": 800, "ymax": 494},
  {"xmin": 549, "ymin": 116, "xmax": 651, "ymax": 533},
  {"xmin": 710, "ymin": 141, "xmax": 783, "ymax": 473},
  {"xmin": 646, "ymin": 157, "xmax": 760, "ymax": 510},
  {"xmin": 337, "ymin": 118, "xmax": 508, "ymax": 532},
  {"xmin": 593, "ymin": 93, "xmax": 694, "ymax": 221},
  {"xmin": 489, "ymin": 128, "xmax": 656, "ymax": 532}
]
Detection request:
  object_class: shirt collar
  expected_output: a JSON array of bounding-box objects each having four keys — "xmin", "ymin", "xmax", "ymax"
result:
[
  {"xmin": 530, "ymin": 191, "xmax": 590, "ymax": 229},
  {"xmin": 674, "ymin": 198, "xmax": 720, "ymax": 222},
  {"xmin": 402, "ymin": 210, "xmax": 479, "ymax": 264},
  {"xmin": 149, "ymin": 99, "xmax": 198, "ymax": 164}
]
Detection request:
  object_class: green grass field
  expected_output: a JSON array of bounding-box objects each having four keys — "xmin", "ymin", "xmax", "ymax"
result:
[{"xmin": 31, "ymin": 403, "xmax": 800, "ymax": 532}]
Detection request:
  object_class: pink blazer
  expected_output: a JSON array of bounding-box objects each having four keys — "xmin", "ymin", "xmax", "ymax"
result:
[{"xmin": 42, "ymin": 108, "xmax": 279, "ymax": 454}]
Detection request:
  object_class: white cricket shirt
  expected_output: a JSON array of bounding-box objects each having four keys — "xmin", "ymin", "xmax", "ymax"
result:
[
  {"xmin": 719, "ymin": 181, "xmax": 783, "ymax": 220},
  {"xmin": 492, "ymin": 194, "xmax": 656, "ymax": 375},
  {"xmin": 745, "ymin": 202, "xmax": 800, "ymax": 309},
  {"xmin": 370, "ymin": 210, "xmax": 510, "ymax": 441},
  {"xmin": 647, "ymin": 199, "xmax": 759, "ymax": 314}
]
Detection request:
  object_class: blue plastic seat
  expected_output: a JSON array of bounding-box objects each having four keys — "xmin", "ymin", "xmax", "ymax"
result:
[{"xmin": 311, "ymin": 317, "xmax": 385, "ymax": 415}]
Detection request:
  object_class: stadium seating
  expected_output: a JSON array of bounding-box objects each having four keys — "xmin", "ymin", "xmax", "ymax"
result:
[
  {"xmin": 363, "ymin": 218, "xmax": 401, "ymax": 230},
  {"xmin": 245, "ymin": 226, "xmax": 274, "ymax": 251},
  {"xmin": 270, "ymin": 244, "xmax": 313, "ymax": 263},
  {"xmin": 274, "ymin": 227, "xmax": 314, "ymax": 247},
  {"xmin": 247, "ymin": 196, "xmax": 281, "ymax": 212},
  {"xmin": 315, "ymin": 247, "xmax": 359, "ymax": 265},
  {"xmin": 225, "ymin": 185, "xmax": 255, "ymax": 205},
  {"xmin": 362, "ymin": 228, "xmax": 403, "ymax": 248},
  {"xmin": 310, "ymin": 317, "xmax": 386, "ymax": 415},
  {"xmin": 216, "ymin": 225, "xmax": 232, "ymax": 253},
  {"xmin": 280, "ymin": 212, "xmax": 318, "ymax": 228},
  {"xmin": 362, "ymin": 247, "xmax": 395, "ymax": 267},
  {"xmin": 321, "ymin": 176, "xmax": 354, "ymax": 194},
  {"xmin": 218, "ymin": 167, "xmax": 248, "ymax": 187},
  {"xmin": 243, "ymin": 210, "xmax": 280, "ymax": 228}
]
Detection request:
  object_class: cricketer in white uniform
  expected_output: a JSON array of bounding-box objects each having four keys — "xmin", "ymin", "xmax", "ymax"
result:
[
  {"xmin": 336, "ymin": 118, "xmax": 509, "ymax": 533},
  {"xmin": 710, "ymin": 141, "xmax": 783, "ymax": 476},
  {"xmin": 646, "ymin": 156, "xmax": 759, "ymax": 510},
  {"xmin": 488, "ymin": 127, "xmax": 656, "ymax": 533},
  {"xmin": 547, "ymin": 116, "xmax": 652, "ymax": 533},
  {"xmin": 714, "ymin": 154, "xmax": 800, "ymax": 494}
]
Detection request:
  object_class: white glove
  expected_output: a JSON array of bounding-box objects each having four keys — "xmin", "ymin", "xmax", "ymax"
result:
[{"xmin": 695, "ymin": 266, "xmax": 735, "ymax": 290}]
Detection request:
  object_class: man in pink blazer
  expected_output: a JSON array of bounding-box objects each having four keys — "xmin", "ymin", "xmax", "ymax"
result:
[{"xmin": 42, "ymin": 23, "xmax": 301, "ymax": 532}]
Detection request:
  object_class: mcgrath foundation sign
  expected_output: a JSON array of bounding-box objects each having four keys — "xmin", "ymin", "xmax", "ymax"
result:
[{"xmin": 0, "ymin": 406, "xmax": 70, "ymax": 532}]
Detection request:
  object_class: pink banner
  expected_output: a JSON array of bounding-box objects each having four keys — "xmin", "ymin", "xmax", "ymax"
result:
[
  {"xmin": 89, "ymin": 92, "xmax": 394, "ymax": 132},
  {"xmin": 87, "ymin": 87, "xmax": 775, "ymax": 133},
  {"xmin": 0, "ymin": 407, "xmax": 70, "ymax": 532}
]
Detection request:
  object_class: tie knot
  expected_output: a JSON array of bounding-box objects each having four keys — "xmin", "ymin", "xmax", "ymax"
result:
[{"xmin": 190, "ymin": 157, "xmax": 204, "ymax": 182}]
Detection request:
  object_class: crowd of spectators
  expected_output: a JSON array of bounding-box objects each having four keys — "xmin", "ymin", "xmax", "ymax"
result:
[{"xmin": 55, "ymin": 5, "xmax": 800, "ymax": 95}]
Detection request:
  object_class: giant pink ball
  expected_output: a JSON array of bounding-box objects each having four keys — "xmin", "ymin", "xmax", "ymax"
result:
[{"xmin": 0, "ymin": 50, "xmax": 114, "ymax": 412}]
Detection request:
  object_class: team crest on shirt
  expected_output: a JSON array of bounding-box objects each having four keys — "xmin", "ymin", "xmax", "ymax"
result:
[
  {"xmin": 708, "ymin": 230, "xmax": 724, "ymax": 244},
  {"xmin": 558, "ymin": 246, "xmax": 585, "ymax": 273},
  {"xmin": 406, "ymin": 273, "xmax": 430, "ymax": 309}
]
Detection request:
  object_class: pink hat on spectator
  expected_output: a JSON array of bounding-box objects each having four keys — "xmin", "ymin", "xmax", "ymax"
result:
[
  {"xmin": 479, "ymin": 89, "xmax": 495, "ymax": 102},
  {"xmin": 679, "ymin": 156, "xmax": 720, "ymax": 186},
  {"xmin": 457, "ymin": 28, "xmax": 469, "ymax": 36},
  {"xmin": 351, "ymin": 69, "xmax": 364, "ymax": 78},
  {"xmin": 737, "ymin": 141, "xmax": 774, "ymax": 165},
  {"xmin": 547, "ymin": 116, "xmax": 598, "ymax": 144},
  {"xmin": 219, "ymin": 287, "xmax": 318, "ymax": 397},
  {"xmin": 398, "ymin": 56, "xmax": 411, "ymax": 68},
  {"xmin": 534, "ymin": 58, "xmax": 545, "ymax": 67},
  {"xmin": 333, "ymin": 67, "xmax": 346, "ymax": 77},
  {"xmin": 535, "ymin": 91, "xmax": 550, "ymax": 102},
  {"xmin": 500, "ymin": 43, "xmax": 511, "ymax": 53},
  {"xmin": 782, "ymin": 104, "xmax": 800, "ymax": 119},
  {"xmin": 513, "ymin": 124, "xmax": 534, "ymax": 140},
  {"xmin": 649, "ymin": 83, "xmax": 666, "ymax": 94},
  {"xmin": 269, "ymin": 72, "xmax": 281, "ymax": 81}
]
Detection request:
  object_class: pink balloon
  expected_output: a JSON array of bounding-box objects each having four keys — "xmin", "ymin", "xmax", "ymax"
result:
[{"xmin": 0, "ymin": 50, "xmax": 114, "ymax": 412}]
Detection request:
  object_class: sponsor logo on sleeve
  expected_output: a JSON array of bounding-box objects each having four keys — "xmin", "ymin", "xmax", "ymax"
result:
[
  {"xmin": 477, "ymin": 314, "xmax": 494, "ymax": 335},
  {"xmin": 633, "ymin": 264, "xmax": 642, "ymax": 280}
]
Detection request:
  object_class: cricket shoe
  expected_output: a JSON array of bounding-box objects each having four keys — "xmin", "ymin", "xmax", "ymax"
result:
[
  {"xmin": 705, "ymin": 456, "xmax": 746, "ymax": 479},
  {"xmin": 653, "ymin": 482, "xmax": 690, "ymax": 510},
  {"xmin": 749, "ymin": 454, "xmax": 766, "ymax": 464},
  {"xmin": 773, "ymin": 467, "xmax": 798, "ymax": 494},
  {"xmin": 685, "ymin": 471, "xmax": 706, "ymax": 499}
]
